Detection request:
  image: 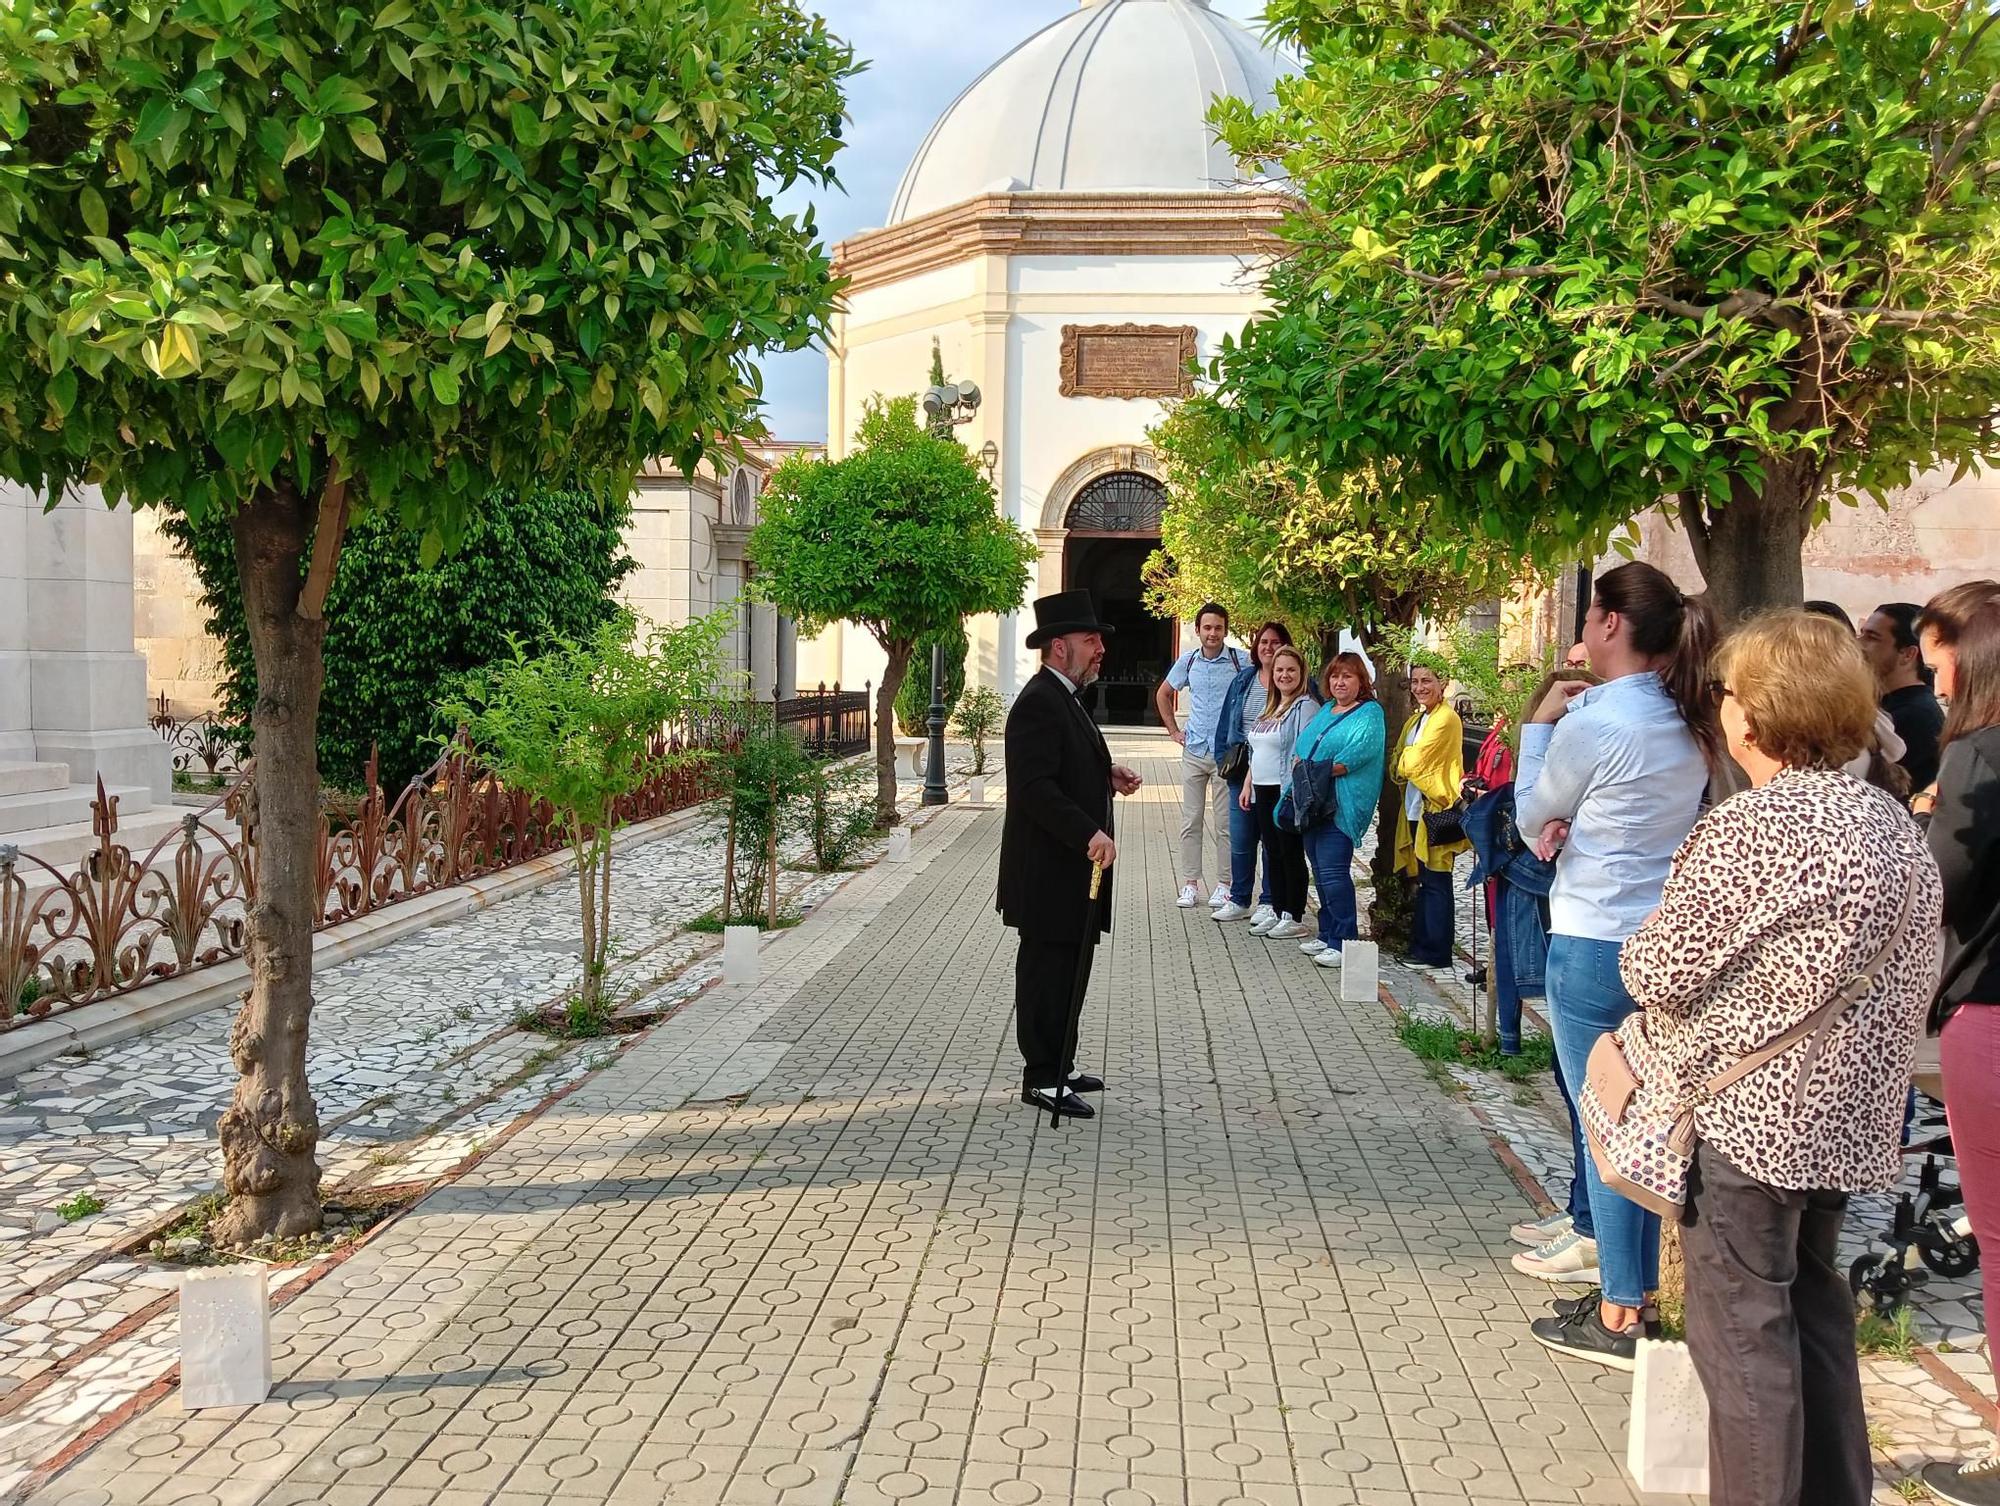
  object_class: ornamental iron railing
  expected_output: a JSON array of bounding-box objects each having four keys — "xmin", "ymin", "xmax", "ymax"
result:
[
  {"xmin": 774, "ymin": 683, "xmax": 871, "ymax": 758},
  {"xmin": 0, "ymin": 713, "xmax": 740, "ymax": 1030},
  {"xmin": 149, "ymin": 694, "xmax": 249, "ymax": 779}
]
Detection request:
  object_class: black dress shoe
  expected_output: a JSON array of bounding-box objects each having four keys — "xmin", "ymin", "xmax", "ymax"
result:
[
  {"xmin": 1022, "ymin": 1087, "xmax": 1095, "ymax": 1118},
  {"xmin": 1066, "ymin": 1073, "xmax": 1105, "ymax": 1093}
]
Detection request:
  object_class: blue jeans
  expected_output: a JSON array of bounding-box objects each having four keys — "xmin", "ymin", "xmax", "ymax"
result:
[
  {"xmin": 1227, "ymin": 778, "xmax": 1273, "ymax": 908},
  {"xmin": 1406, "ymin": 827, "xmax": 1454, "ymax": 966},
  {"xmin": 1548, "ymin": 1045, "xmax": 1595, "ymax": 1238},
  {"xmin": 1304, "ymin": 824, "xmax": 1358, "ymax": 950},
  {"xmin": 1546, "ymin": 934, "xmax": 1660, "ymax": 1307},
  {"xmin": 1489, "ymin": 885, "xmax": 1522, "ymax": 1055}
]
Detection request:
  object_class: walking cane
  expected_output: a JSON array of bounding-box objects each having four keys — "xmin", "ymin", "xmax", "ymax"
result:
[{"xmin": 1052, "ymin": 861, "xmax": 1106, "ymax": 1131}]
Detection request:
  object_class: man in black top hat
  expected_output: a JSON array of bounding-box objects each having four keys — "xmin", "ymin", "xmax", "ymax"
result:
[{"xmin": 997, "ymin": 589, "xmax": 1143, "ymax": 1118}]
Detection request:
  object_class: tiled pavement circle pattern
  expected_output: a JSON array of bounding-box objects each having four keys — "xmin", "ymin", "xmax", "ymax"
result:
[{"xmin": 24, "ymin": 735, "xmax": 1690, "ymax": 1506}]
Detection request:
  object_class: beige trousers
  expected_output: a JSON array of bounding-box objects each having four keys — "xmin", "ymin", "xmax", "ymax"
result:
[{"xmin": 1178, "ymin": 750, "xmax": 1231, "ymax": 886}]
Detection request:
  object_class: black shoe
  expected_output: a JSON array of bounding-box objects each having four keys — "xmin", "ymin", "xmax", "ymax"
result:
[
  {"xmin": 1530, "ymin": 1301, "xmax": 1639, "ymax": 1371},
  {"xmin": 1924, "ymin": 1457, "xmax": 2000, "ymax": 1506},
  {"xmin": 1066, "ymin": 1073, "xmax": 1105, "ymax": 1093},
  {"xmin": 1022, "ymin": 1087, "xmax": 1095, "ymax": 1119},
  {"xmin": 1549, "ymin": 1289, "xmax": 1663, "ymax": 1340}
]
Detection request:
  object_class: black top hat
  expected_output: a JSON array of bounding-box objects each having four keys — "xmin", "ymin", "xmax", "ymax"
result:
[{"xmin": 1025, "ymin": 589, "xmax": 1117, "ymax": 650}]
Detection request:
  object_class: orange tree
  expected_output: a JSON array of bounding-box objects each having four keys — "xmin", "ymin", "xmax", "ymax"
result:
[{"xmin": 0, "ymin": 0, "xmax": 854, "ymax": 1244}]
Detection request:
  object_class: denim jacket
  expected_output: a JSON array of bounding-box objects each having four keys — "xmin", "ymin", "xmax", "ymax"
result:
[
  {"xmin": 1464, "ymin": 784, "xmax": 1554, "ymax": 998},
  {"xmin": 1212, "ymin": 664, "xmax": 1320, "ymax": 783}
]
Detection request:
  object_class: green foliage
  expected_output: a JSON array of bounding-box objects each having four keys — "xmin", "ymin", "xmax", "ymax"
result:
[
  {"xmin": 750, "ymin": 395, "xmax": 1035, "ymax": 822},
  {"xmin": 56, "ymin": 1191, "xmax": 105, "ymax": 1222},
  {"xmin": 752, "ymin": 398, "xmax": 1036, "ymax": 648},
  {"xmin": 162, "ymin": 488, "xmax": 632, "ymax": 789},
  {"xmin": 1377, "ymin": 625, "xmax": 1551, "ymax": 729},
  {"xmin": 800, "ymin": 757, "xmax": 877, "ymax": 872},
  {"xmin": 894, "ymin": 623, "xmax": 968, "ymax": 738},
  {"xmin": 720, "ymin": 710, "xmax": 819, "ymax": 916},
  {"xmin": 1211, "ymin": 0, "xmax": 2000, "ymax": 614},
  {"xmin": 1144, "ymin": 398, "xmax": 1552, "ymax": 648},
  {"xmin": 950, "ymin": 686, "xmax": 1006, "ymax": 776},
  {"xmin": 0, "ymin": 0, "xmax": 857, "ymax": 539},
  {"xmin": 440, "ymin": 610, "xmax": 731, "ymax": 1009},
  {"xmin": 1396, "ymin": 1017, "xmax": 1555, "ymax": 1081}
]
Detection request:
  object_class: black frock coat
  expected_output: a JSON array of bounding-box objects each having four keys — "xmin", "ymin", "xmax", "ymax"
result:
[{"xmin": 997, "ymin": 667, "xmax": 1114, "ymax": 944}]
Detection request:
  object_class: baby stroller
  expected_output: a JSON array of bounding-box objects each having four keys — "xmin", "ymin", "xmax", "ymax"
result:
[{"xmin": 1849, "ymin": 1088, "xmax": 1980, "ymax": 1316}]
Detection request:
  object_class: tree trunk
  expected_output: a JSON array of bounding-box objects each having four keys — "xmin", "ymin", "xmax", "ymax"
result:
[
  {"xmin": 211, "ymin": 484, "xmax": 333, "ymax": 1247},
  {"xmin": 1361, "ymin": 623, "xmax": 1417, "ymax": 953},
  {"xmin": 1691, "ymin": 464, "xmax": 1814, "ymax": 625},
  {"xmin": 874, "ymin": 644, "xmax": 911, "ymax": 829}
]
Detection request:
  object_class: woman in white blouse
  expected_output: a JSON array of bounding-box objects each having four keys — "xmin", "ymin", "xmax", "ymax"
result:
[
  {"xmin": 1619, "ymin": 612, "xmax": 1942, "ymax": 1506},
  {"xmin": 1237, "ymin": 645, "xmax": 1319, "ymax": 939}
]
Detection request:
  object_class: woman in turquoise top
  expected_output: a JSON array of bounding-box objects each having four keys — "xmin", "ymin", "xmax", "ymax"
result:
[{"xmin": 1286, "ymin": 651, "xmax": 1387, "ymax": 966}]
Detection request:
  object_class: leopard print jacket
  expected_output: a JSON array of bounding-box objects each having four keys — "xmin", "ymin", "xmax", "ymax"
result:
[{"xmin": 1619, "ymin": 767, "xmax": 1943, "ymax": 1193}]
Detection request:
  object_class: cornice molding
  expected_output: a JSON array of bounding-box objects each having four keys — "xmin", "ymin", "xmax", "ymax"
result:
[{"xmin": 834, "ymin": 191, "xmax": 1293, "ymax": 294}]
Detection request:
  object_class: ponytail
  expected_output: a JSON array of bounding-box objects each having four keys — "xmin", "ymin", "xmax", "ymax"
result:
[{"xmin": 1594, "ymin": 561, "xmax": 1723, "ymax": 770}]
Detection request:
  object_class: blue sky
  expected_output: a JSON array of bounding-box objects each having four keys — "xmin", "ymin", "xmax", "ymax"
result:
[{"xmin": 757, "ymin": 0, "xmax": 1269, "ymax": 443}]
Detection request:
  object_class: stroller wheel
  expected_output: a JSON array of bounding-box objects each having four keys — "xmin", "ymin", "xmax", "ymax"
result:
[
  {"xmin": 1849, "ymin": 1254, "xmax": 1907, "ymax": 1316},
  {"xmin": 1920, "ymin": 1230, "xmax": 1980, "ymax": 1280}
]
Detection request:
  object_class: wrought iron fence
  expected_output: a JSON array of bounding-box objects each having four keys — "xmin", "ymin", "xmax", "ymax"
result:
[
  {"xmin": 775, "ymin": 683, "xmax": 872, "ymax": 758},
  {"xmin": 149, "ymin": 693, "xmax": 247, "ymax": 778},
  {"xmin": 0, "ymin": 713, "xmax": 740, "ymax": 1030}
]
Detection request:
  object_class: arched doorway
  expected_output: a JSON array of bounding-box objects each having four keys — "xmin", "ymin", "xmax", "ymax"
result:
[{"xmin": 1061, "ymin": 472, "xmax": 1174, "ymax": 725}]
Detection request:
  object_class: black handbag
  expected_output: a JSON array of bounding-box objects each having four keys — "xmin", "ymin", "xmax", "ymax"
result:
[
  {"xmin": 1217, "ymin": 742, "xmax": 1249, "ymax": 783},
  {"xmin": 1422, "ymin": 798, "xmax": 1467, "ymax": 848}
]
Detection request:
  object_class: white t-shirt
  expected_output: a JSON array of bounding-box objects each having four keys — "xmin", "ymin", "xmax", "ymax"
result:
[{"xmin": 1247, "ymin": 699, "xmax": 1310, "ymax": 786}]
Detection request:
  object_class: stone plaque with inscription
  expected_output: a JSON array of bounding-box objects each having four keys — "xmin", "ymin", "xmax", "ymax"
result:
[{"xmin": 1059, "ymin": 324, "xmax": 1197, "ymax": 399}]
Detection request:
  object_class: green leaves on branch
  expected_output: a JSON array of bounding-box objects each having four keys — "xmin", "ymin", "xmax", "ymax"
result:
[
  {"xmin": 0, "ymin": 0, "xmax": 858, "ymax": 550},
  {"xmin": 1209, "ymin": 0, "xmax": 2000, "ymax": 598}
]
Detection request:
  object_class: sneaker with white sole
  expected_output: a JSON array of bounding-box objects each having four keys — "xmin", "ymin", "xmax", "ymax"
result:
[
  {"xmin": 1298, "ymin": 939, "xmax": 1327, "ymax": 955},
  {"xmin": 1923, "ymin": 1449, "xmax": 2000, "ymax": 1506},
  {"xmin": 1212, "ymin": 902, "xmax": 1252, "ymax": 922},
  {"xmin": 1176, "ymin": 882, "xmax": 1201, "ymax": 909},
  {"xmin": 1248, "ymin": 912, "xmax": 1283, "ymax": 937},
  {"xmin": 1208, "ymin": 883, "xmax": 1231, "ymax": 908},
  {"xmin": 1250, "ymin": 904, "xmax": 1276, "ymax": 928},
  {"xmin": 1510, "ymin": 1210, "xmax": 1574, "ymax": 1248},
  {"xmin": 1313, "ymin": 948, "xmax": 1345, "ymax": 968},
  {"xmin": 1511, "ymin": 1230, "xmax": 1601, "ymax": 1285},
  {"xmin": 1267, "ymin": 916, "xmax": 1310, "ymax": 939}
]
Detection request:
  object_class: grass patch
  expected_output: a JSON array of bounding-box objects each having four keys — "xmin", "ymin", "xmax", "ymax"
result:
[
  {"xmin": 14, "ymin": 973, "xmax": 44, "ymax": 1015},
  {"xmin": 684, "ymin": 907, "xmax": 802, "ymax": 934},
  {"xmin": 1856, "ymin": 1305, "xmax": 1919, "ymax": 1360},
  {"xmin": 56, "ymin": 1191, "xmax": 104, "ymax": 1222},
  {"xmin": 1893, "ymin": 1475, "xmax": 1933, "ymax": 1501},
  {"xmin": 171, "ymin": 770, "xmax": 229, "ymax": 795},
  {"xmin": 1395, "ymin": 1017, "xmax": 1555, "ymax": 1080}
]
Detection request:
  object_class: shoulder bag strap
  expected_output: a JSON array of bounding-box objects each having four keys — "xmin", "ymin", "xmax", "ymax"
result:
[{"xmin": 1695, "ymin": 872, "xmax": 1922, "ymax": 1108}]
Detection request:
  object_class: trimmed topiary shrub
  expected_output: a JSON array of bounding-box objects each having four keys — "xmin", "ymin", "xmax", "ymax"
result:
[
  {"xmin": 163, "ymin": 489, "xmax": 633, "ymax": 792},
  {"xmin": 893, "ymin": 622, "xmax": 968, "ymax": 738}
]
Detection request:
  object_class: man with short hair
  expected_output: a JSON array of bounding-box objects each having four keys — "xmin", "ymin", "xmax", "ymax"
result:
[
  {"xmin": 999, "ymin": 590, "xmax": 1144, "ymax": 1119},
  {"xmin": 1155, "ymin": 602, "xmax": 1244, "ymax": 910},
  {"xmin": 1858, "ymin": 602, "xmax": 1945, "ymax": 791}
]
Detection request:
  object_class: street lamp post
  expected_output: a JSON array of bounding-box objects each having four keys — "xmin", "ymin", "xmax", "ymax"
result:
[{"xmin": 919, "ymin": 378, "xmax": 983, "ymax": 808}]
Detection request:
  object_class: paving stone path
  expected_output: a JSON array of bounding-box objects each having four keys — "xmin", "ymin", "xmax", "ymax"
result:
[{"xmin": 24, "ymin": 735, "xmax": 1692, "ymax": 1506}]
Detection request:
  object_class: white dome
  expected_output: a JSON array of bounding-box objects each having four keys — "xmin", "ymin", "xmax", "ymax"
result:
[{"xmin": 887, "ymin": 0, "xmax": 1287, "ymax": 226}]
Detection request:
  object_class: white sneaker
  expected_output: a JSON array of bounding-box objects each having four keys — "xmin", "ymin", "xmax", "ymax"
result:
[
  {"xmin": 1298, "ymin": 939, "xmax": 1327, "ymax": 955},
  {"xmin": 1250, "ymin": 904, "xmax": 1276, "ymax": 928},
  {"xmin": 1511, "ymin": 1231, "xmax": 1601, "ymax": 1285},
  {"xmin": 1248, "ymin": 911, "xmax": 1282, "ymax": 937},
  {"xmin": 1313, "ymin": 948, "xmax": 1344, "ymax": 968},
  {"xmin": 1208, "ymin": 883, "xmax": 1230, "ymax": 908},
  {"xmin": 1267, "ymin": 916, "xmax": 1309, "ymax": 939},
  {"xmin": 1510, "ymin": 1210, "xmax": 1574, "ymax": 1248},
  {"xmin": 1176, "ymin": 883, "xmax": 1201, "ymax": 909},
  {"xmin": 1212, "ymin": 902, "xmax": 1252, "ymax": 922}
]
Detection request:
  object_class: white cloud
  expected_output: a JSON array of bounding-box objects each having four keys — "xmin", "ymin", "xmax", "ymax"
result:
[{"xmin": 756, "ymin": 0, "xmax": 1270, "ymax": 443}]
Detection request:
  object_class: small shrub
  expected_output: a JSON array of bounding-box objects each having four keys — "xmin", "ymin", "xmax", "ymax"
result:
[
  {"xmin": 15, "ymin": 974, "xmax": 44, "ymax": 1014},
  {"xmin": 56, "ymin": 1192, "xmax": 105, "ymax": 1222},
  {"xmin": 894, "ymin": 622, "xmax": 968, "ymax": 738},
  {"xmin": 803, "ymin": 758, "xmax": 878, "ymax": 871},
  {"xmin": 951, "ymin": 686, "xmax": 1005, "ymax": 776},
  {"xmin": 685, "ymin": 907, "xmax": 801, "ymax": 933}
]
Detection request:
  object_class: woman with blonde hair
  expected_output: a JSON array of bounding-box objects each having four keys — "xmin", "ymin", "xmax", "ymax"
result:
[
  {"xmin": 1617, "ymin": 612, "xmax": 1941, "ymax": 1504},
  {"xmin": 1239, "ymin": 644, "xmax": 1320, "ymax": 940},
  {"xmin": 1392, "ymin": 660, "xmax": 1468, "ymax": 969}
]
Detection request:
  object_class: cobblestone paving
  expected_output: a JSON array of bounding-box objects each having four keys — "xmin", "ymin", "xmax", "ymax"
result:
[{"xmin": 23, "ymin": 736, "xmax": 1693, "ymax": 1506}]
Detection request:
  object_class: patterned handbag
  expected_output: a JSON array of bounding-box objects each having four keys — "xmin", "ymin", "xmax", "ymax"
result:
[{"xmin": 1580, "ymin": 878, "xmax": 1920, "ymax": 1219}]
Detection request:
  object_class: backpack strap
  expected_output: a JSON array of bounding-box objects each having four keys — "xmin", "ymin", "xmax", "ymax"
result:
[{"xmin": 1692, "ymin": 873, "xmax": 1922, "ymax": 1110}]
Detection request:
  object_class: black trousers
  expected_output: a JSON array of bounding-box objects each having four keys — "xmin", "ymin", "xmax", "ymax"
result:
[
  {"xmin": 1015, "ymin": 935, "xmax": 1095, "ymax": 1092},
  {"xmin": 1681, "ymin": 1141, "xmax": 1871, "ymax": 1506},
  {"xmin": 1251, "ymin": 784, "xmax": 1309, "ymax": 919}
]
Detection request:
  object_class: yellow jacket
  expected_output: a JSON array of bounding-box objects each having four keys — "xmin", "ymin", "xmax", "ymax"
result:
[{"xmin": 1392, "ymin": 703, "xmax": 1470, "ymax": 875}]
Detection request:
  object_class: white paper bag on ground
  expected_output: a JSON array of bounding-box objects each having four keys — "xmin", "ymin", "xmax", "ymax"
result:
[
  {"xmin": 180, "ymin": 1266, "xmax": 271, "ymax": 1409},
  {"xmin": 1628, "ymin": 1337, "xmax": 1709, "ymax": 1495}
]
